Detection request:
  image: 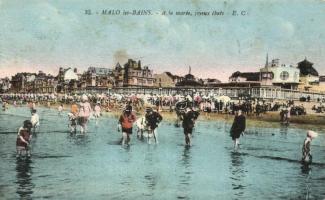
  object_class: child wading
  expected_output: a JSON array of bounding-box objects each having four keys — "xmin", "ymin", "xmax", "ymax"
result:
[
  {"xmin": 181, "ymin": 107, "xmax": 200, "ymax": 146},
  {"xmin": 145, "ymin": 107, "xmax": 163, "ymax": 144},
  {"xmin": 302, "ymin": 130, "xmax": 318, "ymax": 164},
  {"xmin": 16, "ymin": 120, "xmax": 33, "ymax": 157},
  {"xmin": 68, "ymin": 101, "xmax": 79, "ymax": 133},
  {"xmin": 119, "ymin": 105, "xmax": 136, "ymax": 146}
]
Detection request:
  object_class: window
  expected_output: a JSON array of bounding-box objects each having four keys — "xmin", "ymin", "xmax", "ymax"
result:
[{"xmin": 280, "ymin": 71, "xmax": 289, "ymax": 81}]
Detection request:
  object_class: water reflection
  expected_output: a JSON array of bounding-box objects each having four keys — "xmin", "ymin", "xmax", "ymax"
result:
[
  {"xmin": 279, "ymin": 125, "xmax": 288, "ymax": 137},
  {"xmin": 143, "ymin": 147, "xmax": 158, "ymax": 197},
  {"xmin": 229, "ymin": 151, "xmax": 246, "ymax": 199},
  {"xmin": 299, "ymin": 163, "xmax": 313, "ymax": 200},
  {"xmin": 15, "ymin": 158, "xmax": 34, "ymax": 199},
  {"xmin": 71, "ymin": 134, "xmax": 91, "ymax": 146},
  {"xmin": 177, "ymin": 146, "xmax": 192, "ymax": 200}
]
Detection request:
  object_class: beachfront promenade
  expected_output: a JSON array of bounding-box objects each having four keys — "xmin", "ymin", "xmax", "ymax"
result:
[
  {"xmin": 2, "ymin": 86, "xmax": 325, "ymax": 102},
  {"xmin": 107, "ymin": 86, "xmax": 325, "ymax": 101}
]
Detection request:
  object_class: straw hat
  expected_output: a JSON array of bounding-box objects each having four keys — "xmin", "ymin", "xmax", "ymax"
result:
[{"xmin": 307, "ymin": 130, "xmax": 318, "ymax": 139}]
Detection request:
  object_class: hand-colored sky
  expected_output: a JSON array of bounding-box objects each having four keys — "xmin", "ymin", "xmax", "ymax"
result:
[{"xmin": 0, "ymin": 0, "xmax": 324, "ymax": 82}]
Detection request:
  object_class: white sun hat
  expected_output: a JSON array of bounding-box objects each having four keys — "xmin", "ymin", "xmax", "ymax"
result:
[{"xmin": 307, "ymin": 130, "xmax": 318, "ymax": 139}]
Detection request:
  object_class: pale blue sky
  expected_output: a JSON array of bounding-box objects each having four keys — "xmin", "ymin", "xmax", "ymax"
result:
[{"xmin": 0, "ymin": 0, "xmax": 324, "ymax": 81}]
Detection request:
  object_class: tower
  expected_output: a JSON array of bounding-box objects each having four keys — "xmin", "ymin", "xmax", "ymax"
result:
[{"xmin": 265, "ymin": 53, "xmax": 269, "ymax": 68}]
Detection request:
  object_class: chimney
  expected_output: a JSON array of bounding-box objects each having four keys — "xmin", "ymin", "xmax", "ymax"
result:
[
  {"xmin": 138, "ymin": 60, "xmax": 141, "ymax": 68},
  {"xmin": 74, "ymin": 68, "xmax": 78, "ymax": 73}
]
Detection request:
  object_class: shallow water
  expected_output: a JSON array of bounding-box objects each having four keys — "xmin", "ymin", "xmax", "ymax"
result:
[{"xmin": 1, "ymin": 106, "xmax": 325, "ymax": 200}]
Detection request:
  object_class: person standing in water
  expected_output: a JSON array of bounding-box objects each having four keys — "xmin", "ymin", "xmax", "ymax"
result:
[
  {"xmin": 16, "ymin": 120, "xmax": 33, "ymax": 157},
  {"xmin": 30, "ymin": 109, "xmax": 40, "ymax": 134},
  {"xmin": 302, "ymin": 130, "xmax": 318, "ymax": 164},
  {"xmin": 2, "ymin": 101, "xmax": 8, "ymax": 111},
  {"xmin": 94, "ymin": 103, "xmax": 101, "ymax": 125},
  {"xmin": 68, "ymin": 101, "xmax": 79, "ymax": 134},
  {"xmin": 181, "ymin": 106, "xmax": 200, "ymax": 146},
  {"xmin": 230, "ymin": 110, "xmax": 246, "ymax": 149},
  {"xmin": 145, "ymin": 107, "xmax": 163, "ymax": 144},
  {"xmin": 71, "ymin": 101, "xmax": 79, "ymax": 116},
  {"xmin": 58, "ymin": 104, "xmax": 63, "ymax": 115},
  {"xmin": 78, "ymin": 94, "xmax": 92, "ymax": 134},
  {"xmin": 118, "ymin": 105, "xmax": 136, "ymax": 146}
]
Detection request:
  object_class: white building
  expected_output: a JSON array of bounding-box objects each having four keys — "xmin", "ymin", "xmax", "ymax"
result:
[
  {"xmin": 63, "ymin": 68, "xmax": 78, "ymax": 81},
  {"xmin": 260, "ymin": 57, "xmax": 300, "ymax": 90}
]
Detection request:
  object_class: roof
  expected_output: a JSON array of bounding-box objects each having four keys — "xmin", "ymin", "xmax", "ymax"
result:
[
  {"xmin": 297, "ymin": 58, "xmax": 318, "ymax": 76},
  {"xmin": 319, "ymin": 76, "xmax": 325, "ymax": 82},
  {"xmin": 204, "ymin": 78, "xmax": 221, "ymax": 83},
  {"xmin": 88, "ymin": 67, "xmax": 111, "ymax": 75},
  {"xmin": 230, "ymin": 71, "xmax": 260, "ymax": 81},
  {"xmin": 165, "ymin": 72, "xmax": 174, "ymax": 78},
  {"xmin": 184, "ymin": 73, "xmax": 195, "ymax": 80},
  {"xmin": 175, "ymin": 80, "xmax": 203, "ymax": 87}
]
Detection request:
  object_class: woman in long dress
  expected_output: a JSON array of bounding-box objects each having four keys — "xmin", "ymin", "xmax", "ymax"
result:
[{"xmin": 230, "ymin": 110, "xmax": 246, "ymax": 149}]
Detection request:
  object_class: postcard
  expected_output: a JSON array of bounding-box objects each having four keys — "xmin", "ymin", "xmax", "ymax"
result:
[{"xmin": 0, "ymin": 1, "xmax": 325, "ymax": 199}]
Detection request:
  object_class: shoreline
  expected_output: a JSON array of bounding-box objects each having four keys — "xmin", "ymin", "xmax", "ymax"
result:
[
  {"xmin": 50, "ymin": 102, "xmax": 325, "ymax": 130},
  {"xmin": 4, "ymin": 101, "xmax": 325, "ymax": 130}
]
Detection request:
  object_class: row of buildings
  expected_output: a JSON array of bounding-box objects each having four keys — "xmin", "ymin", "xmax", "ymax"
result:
[
  {"xmin": 1, "ymin": 59, "xmax": 219, "ymax": 93},
  {"xmin": 0, "ymin": 56, "xmax": 324, "ymax": 93}
]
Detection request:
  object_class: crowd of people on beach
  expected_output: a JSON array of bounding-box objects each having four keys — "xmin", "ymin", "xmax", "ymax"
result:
[{"xmin": 0, "ymin": 92, "xmax": 319, "ymax": 165}]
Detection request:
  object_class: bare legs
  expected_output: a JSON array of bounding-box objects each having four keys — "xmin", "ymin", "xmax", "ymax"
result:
[
  {"xmin": 122, "ymin": 132, "xmax": 130, "ymax": 146},
  {"xmin": 185, "ymin": 133, "xmax": 192, "ymax": 146},
  {"xmin": 233, "ymin": 138, "xmax": 239, "ymax": 150}
]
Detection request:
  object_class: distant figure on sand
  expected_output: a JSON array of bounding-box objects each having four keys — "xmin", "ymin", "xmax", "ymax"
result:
[
  {"xmin": 16, "ymin": 120, "xmax": 33, "ymax": 157},
  {"xmin": 302, "ymin": 130, "xmax": 318, "ymax": 164},
  {"xmin": 230, "ymin": 110, "xmax": 246, "ymax": 149},
  {"xmin": 119, "ymin": 105, "xmax": 136, "ymax": 146},
  {"xmin": 181, "ymin": 107, "xmax": 200, "ymax": 146}
]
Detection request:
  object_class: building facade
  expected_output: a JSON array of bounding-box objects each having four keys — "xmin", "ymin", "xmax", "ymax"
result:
[
  {"xmin": 33, "ymin": 71, "xmax": 58, "ymax": 93},
  {"xmin": 57, "ymin": 67, "xmax": 79, "ymax": 93},
  {"xmin": 10, "ymin": 73, "xmax": 37, "ymax": 93},
  {"xmin": 230, "ymin": 56, "xmax": 300, "ymax": 90},
  {"xmin": 260, "ymin": 58, "xmax": 300, "ymax": 89},
  {"xmin": 175, "ymin": 67, "xmax": 203, "ymax": 87},
  {"xmin": 10, "ymin": 71, "xmax": 57, "ymax": 93},
  {"xmin": 0, "ymin": 77, "xmax": 11, "ymax": 93},
  {"xmin": 154, "ymin": 72, "xmax": 183, "ymax": 87},
  {"xmin": 113, "ymin": 59, "xmax": 155, "ymax": 87},
  {"xmin": 79, "ymin": 67, "xmax": 114, "ymax": 90}
]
